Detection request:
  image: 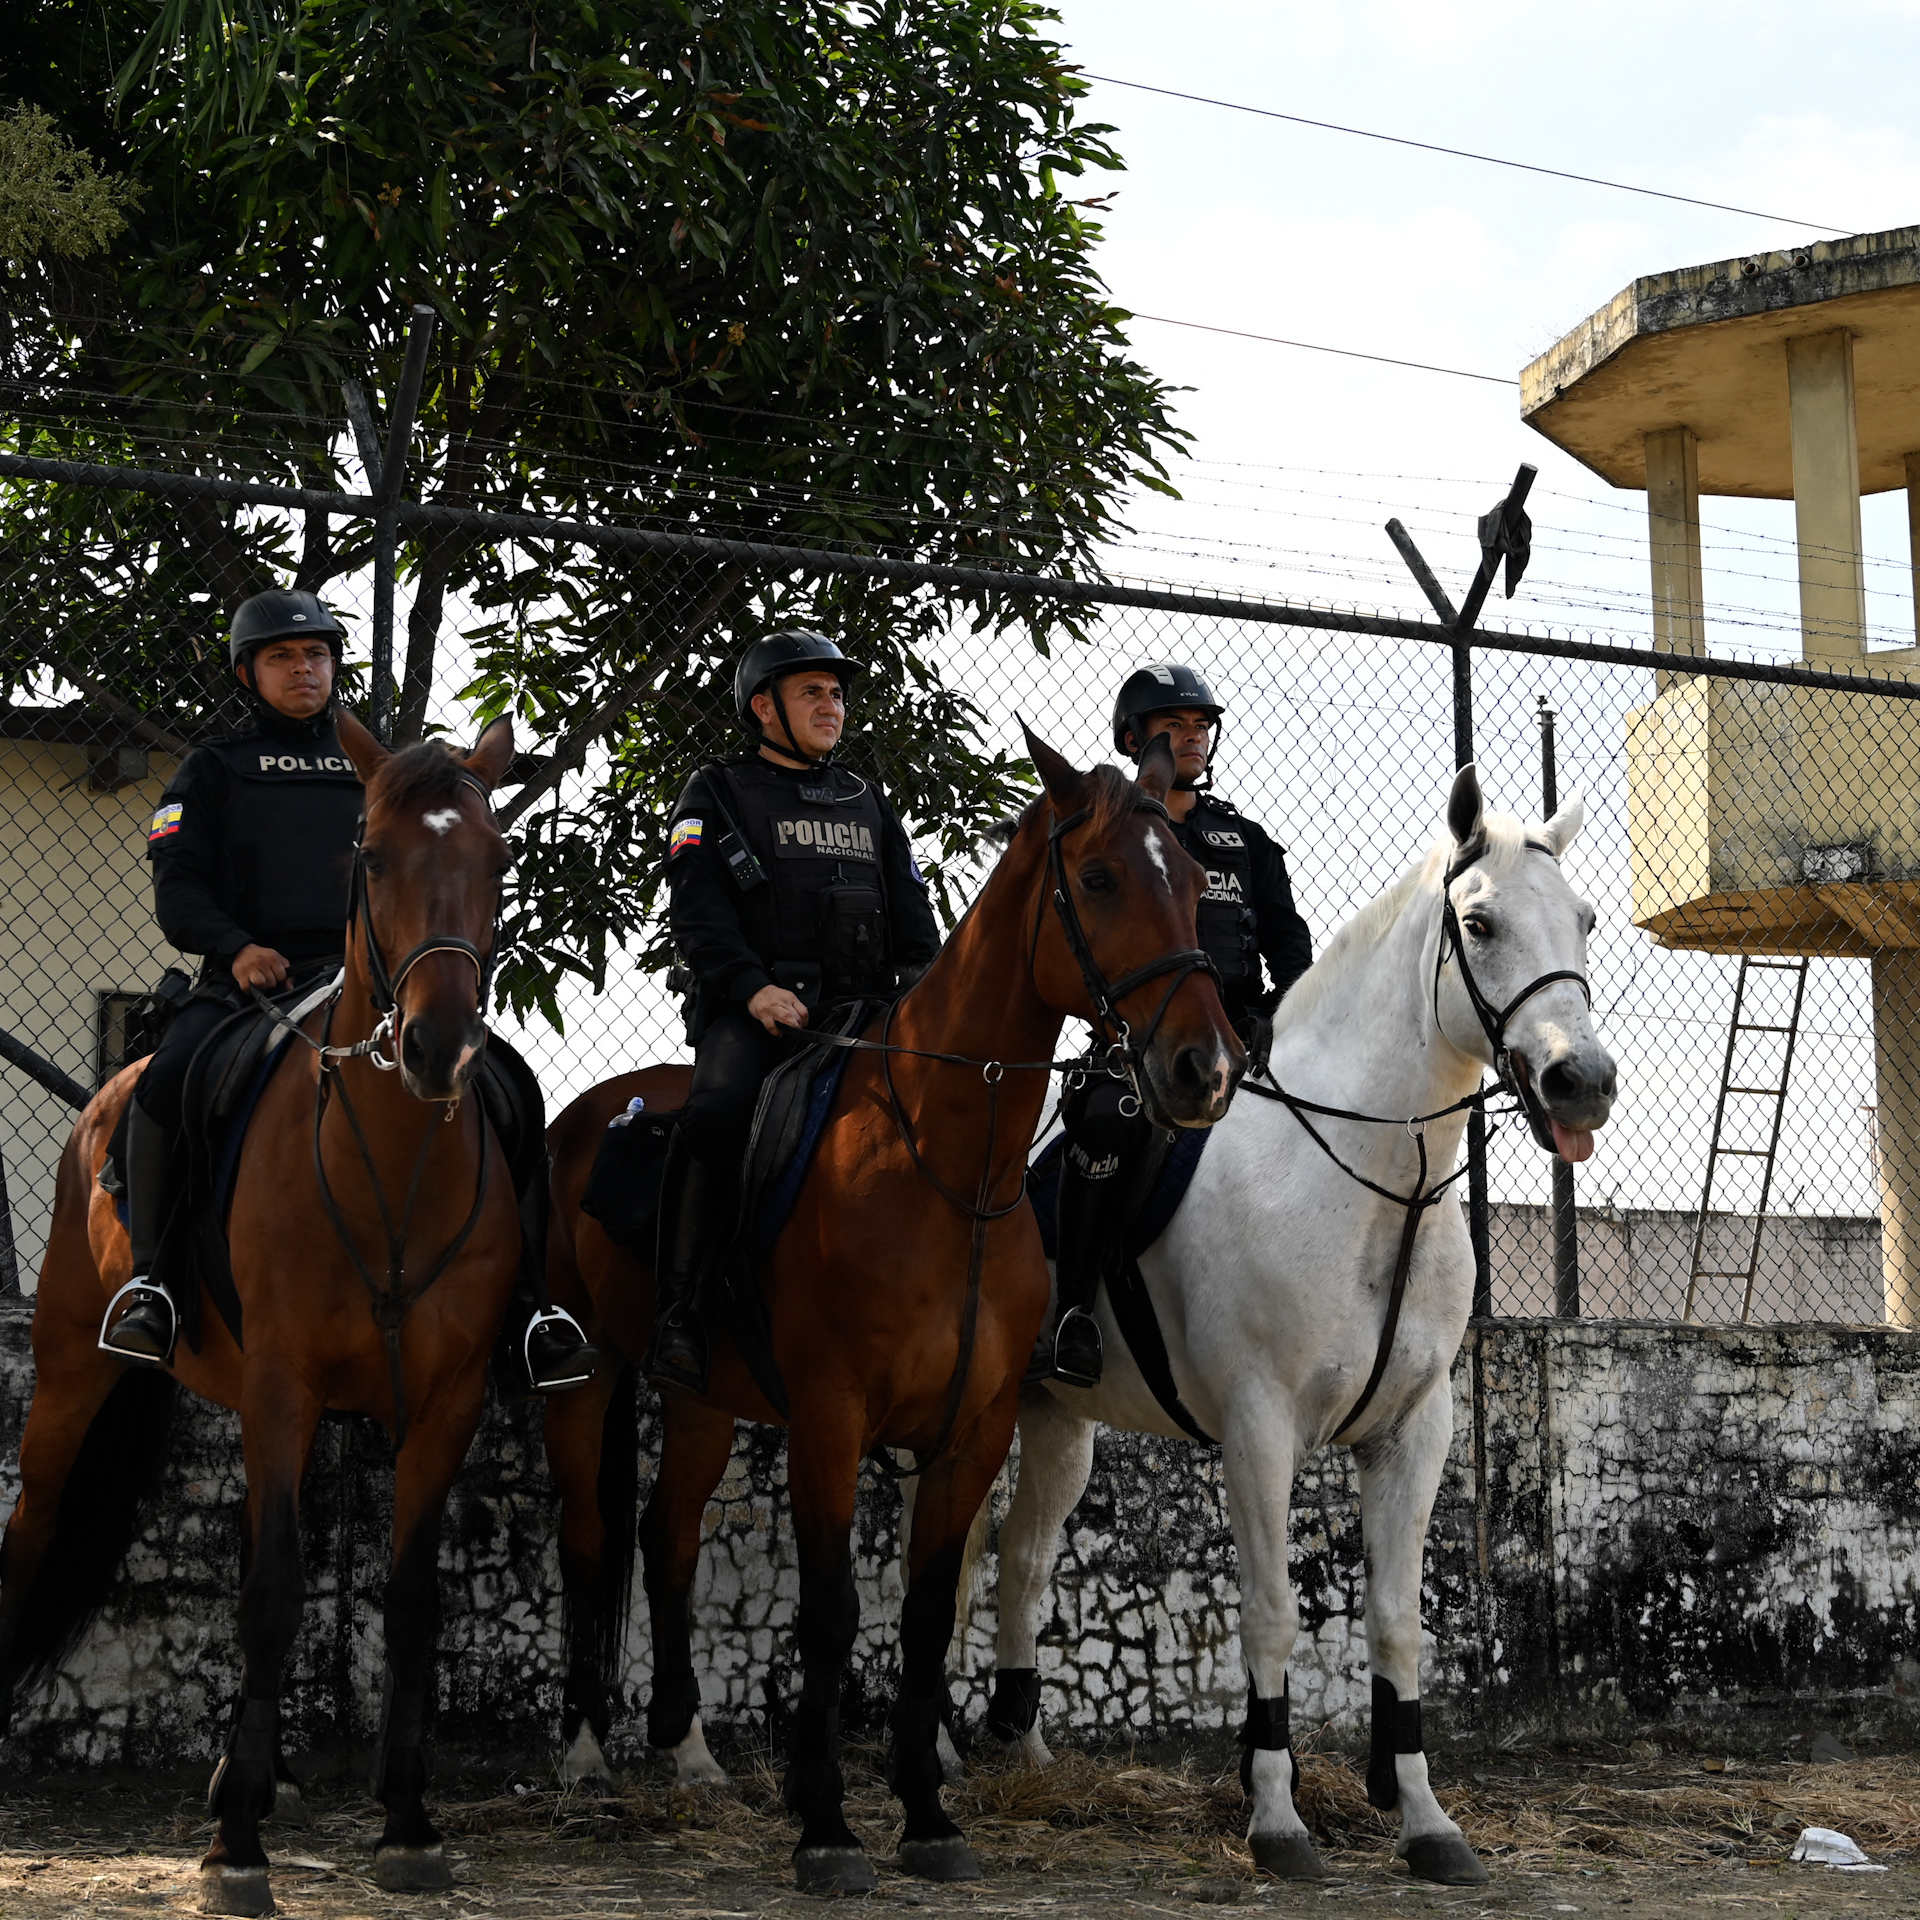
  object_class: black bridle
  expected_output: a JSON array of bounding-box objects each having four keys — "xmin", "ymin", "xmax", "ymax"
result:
[
  {"xmin": 1434, "ymin": 836, "xmax": 1591, "ymax": 1152},
  {"xmin": 1039, "ymin": 796, "xmax": 1220, "ymax": 1115}
]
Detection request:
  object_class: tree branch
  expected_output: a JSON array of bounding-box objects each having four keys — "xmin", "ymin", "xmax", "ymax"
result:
[{"xmin": 497, "ymin": 566, "xmax": 744, "ymax": 830}]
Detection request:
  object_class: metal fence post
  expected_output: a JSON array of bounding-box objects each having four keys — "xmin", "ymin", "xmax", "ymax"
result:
[
  {"xmin": 1539, "ymin": 695, "xmax": 1580, "ymax": 1316},
  {"xmin": 1455, "ymin": 634, "xmax": 1492, "ymax": 1315}
]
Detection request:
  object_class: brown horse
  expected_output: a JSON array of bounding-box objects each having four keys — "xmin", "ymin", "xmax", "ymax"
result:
[
  {"xmin": 542, "ymin": 731, "xmax": 1244, "ymax": 1892},
  {"xmin": 0, "ymin": 715, "xmax": 523, "ymax": 1916}
]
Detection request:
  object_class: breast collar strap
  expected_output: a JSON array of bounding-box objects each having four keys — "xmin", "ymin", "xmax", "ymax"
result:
[
  {"xmin": 1434, "ymin": 839, "xmax": 1590, "ymax": 1152},
  {"xmin": 348, "ymin": 770, "xmax": 500, "ymax": 1025},
  {"xmin": 1041, "ymin": 799, "xmax": 1219, "ymax": 1106}
]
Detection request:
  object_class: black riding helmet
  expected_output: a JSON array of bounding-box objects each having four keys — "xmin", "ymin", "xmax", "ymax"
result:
[
  {"xmin": 1112, "ymin": 662, "xmax": 1225, "ymax": 778},
  {"xmin": 734, "ymin": 630, "xmax": 861, "ymax": 766},
  {"xmin": 228, "ymin": 588, "xmax": 346, "ymax": 674}
]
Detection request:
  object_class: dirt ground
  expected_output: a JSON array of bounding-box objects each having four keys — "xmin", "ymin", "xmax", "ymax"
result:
[{"xmin": 3, "ymin": 1733, "xmax": 1917, "ymax": 1920}]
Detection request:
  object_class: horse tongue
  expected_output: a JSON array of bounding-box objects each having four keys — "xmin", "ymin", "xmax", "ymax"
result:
[{"xmin": 1550, "ymin": 1118, "xmax": 1594, "ymax": 1163}]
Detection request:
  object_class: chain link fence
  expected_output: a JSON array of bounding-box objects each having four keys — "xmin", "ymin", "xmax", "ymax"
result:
[{"xmin": 3, "ymin": 452, "xmax": 1917, "ymax": 1328}]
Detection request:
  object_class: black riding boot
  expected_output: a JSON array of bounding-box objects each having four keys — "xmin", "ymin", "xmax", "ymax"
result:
[
  {"xmin": 497, "ymin": 1270, "xmax": 600, "ymax": 1398},
  {"xmin": 100, "ymin": 1100, "xmax": 179, "ymax": 1367},
  {"xmin": 645, "ymin": 1142, "xmax": 735, "ymax": 1397},
  {"xmin": 1050, "ymin": 1131, "xmax": 1129, "ymax": 1390}
]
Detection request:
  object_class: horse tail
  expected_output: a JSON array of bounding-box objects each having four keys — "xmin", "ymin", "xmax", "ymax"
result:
[
  {"xmin": 591, "ymin": 1365, "xmax": 641, "ymax": 1685},
  {"xmin": 4, "ymin": 1366, "xmax": 178, "ymax": 1700}
]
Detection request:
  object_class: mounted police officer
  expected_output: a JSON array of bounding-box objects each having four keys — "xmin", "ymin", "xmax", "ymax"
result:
[
  {"xmin": 649, "ymin": 631, "xmax": 942, "ymax": 1395},
  {"xmin": 100, "ymin": 588, "xmax": 598, "ymax": 1396},
  {"xmin": 1047, "ymin": 663, "xmax": 1313, "ymax": 1389}
]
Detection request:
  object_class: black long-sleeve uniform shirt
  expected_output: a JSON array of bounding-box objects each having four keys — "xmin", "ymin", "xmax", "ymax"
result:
[
  {"xmin": 1172, "ymin": 791, "xmax": 1313, "ymax": 1020},
  {"xmin": 666, "ymin": 754, "xmax": 941, "ymax": 1016}
]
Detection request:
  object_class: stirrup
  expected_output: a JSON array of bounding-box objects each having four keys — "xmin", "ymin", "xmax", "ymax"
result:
[
  {"xmin": 1050, "ymin": 1307, "xmax": 1103, "ymax": 1391},
  {"xmin": 98, "ymin": 1277, "xmax": 178, "ymax": 1368},
  {"xmin": 522, "ymin": 1305, "xmax": 597, "ymax": 1395}
]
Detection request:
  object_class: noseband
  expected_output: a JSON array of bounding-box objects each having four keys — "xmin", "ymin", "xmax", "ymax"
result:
[
  {"xmin": 1435, "ymin": 837, "xmax": 1592, "ymax": 1151},
  {"xmin": 348, "ymin": 769, "xmax": 501, "ymax": 1067},
  {"xmin": 1043, "ymin": 797, "xmax": 1220, "ymax": 1109}
]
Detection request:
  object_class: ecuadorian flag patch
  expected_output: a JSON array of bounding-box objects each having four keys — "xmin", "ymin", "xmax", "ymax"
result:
[
  {"xmin": 147, "ymin": 802, "xmax": 184, "ymax": 843},
  {"xmin": 669, "ymin": 817, "xmax": 703, "ymax": 858}
]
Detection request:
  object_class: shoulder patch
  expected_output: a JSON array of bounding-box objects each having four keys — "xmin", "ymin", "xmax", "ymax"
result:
[
  {"xmin": 669, "ymin": 818, "xmax": 703, "ymax": 857},
  {"xmin": 1200, "ymin": 828, "xmax": 1244, "ymax": 849},
  {"xmin": 147, "ymin": 801, "xmax": 184, "ymax": 844}
]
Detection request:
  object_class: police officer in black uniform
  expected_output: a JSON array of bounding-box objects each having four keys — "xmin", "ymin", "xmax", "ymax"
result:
[
  {"xmin": 100, "ymin": 589, "xmax": 598, "ymax": 1396},
  {"xmin": 648, "ymin": 631, "xmax": 942, "ymax": 1394},
  {"xmin": 1047, "ymin": 663, "xmax": 1313, "ymax": 1389}
]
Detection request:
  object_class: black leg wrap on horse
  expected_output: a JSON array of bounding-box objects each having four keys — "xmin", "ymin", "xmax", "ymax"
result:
[
  {"xmin": 886, "ymin": 1695, "xmax": 945, "ymax": 1801},
  {"xmin": 208, "ymin": 1695, "xmax": 279, "ymax": 1819},
  {"xmin": 646, "ymin": 1673, "xmax": 700, "ymax": 1753},
  {"xmin": 782, "ymin": 1700, "xmax": 845, "ymax": 1817},
  {"xmin": 1367, "ymin": 1677, "xmax": 1423, "ymax": 1811},
  {"xmin": 985, "ymin": 1667, "xmax": 1042, "ymax": 1740},
  {"xmin": 373, "ymin": 1684, "xmax": 430, "ymax": 1802},
  {"xmin": 1237, "ymin": 1678, "xmax": 1290, "ymax": 1796}
]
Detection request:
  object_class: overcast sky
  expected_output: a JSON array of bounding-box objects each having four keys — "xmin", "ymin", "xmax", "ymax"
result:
[{"xmin": 1053, "ymin": 0, "xmax": 1920, "ymax": 652}]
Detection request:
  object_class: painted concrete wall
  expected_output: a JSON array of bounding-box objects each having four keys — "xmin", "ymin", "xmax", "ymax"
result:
[{"xmin": 4, "ymin": 1298, "xmax": 1917, "ymax": 1768}]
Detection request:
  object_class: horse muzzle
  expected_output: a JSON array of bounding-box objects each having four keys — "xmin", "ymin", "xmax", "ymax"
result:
[
  {"xmin": 1509, "ymin": 1044, "xmax": 1617, "ymax": 1163},
  {"xmin": 397, "ymin": 1006, "xmax": 488, "ymax": 1104},
  {"xmin": 1139, "ymin": 1036, "xmax": 1242, "ymax": 1130}
]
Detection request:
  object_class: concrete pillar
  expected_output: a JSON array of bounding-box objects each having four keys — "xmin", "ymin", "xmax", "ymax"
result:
[
  {"xmin": 1873, "ymin": 947, "xmax": 1920, "ymax": 1327},
  {"xmin": 1645, "ymin": 426, "xmax": 1704, "ymax": 690},
  {"xmin": 1906, "ymin": 451, "xmax": 1920, "ymax": 645},
  {"xmin": 1786, "ymin": 329, "xmax": 1867, "ymax": 660}
]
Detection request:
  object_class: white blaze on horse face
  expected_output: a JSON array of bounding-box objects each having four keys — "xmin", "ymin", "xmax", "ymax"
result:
[
  {"xmin": 423, "ymin": 807, "xmax": 461, "ymax": 836},
  {"xmin": 1142, "ymin": 821, "xmax": 1171, "ymax": 888}
]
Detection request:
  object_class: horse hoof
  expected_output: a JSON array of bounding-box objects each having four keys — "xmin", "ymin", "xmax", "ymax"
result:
[
  {"xmin": 899, "ymin": 1836, "xmax": 983, "ymax": 1882},
  {"xmin": 198, "ymin": 1864, "xmax": 275, "ymax": 1917},
  {"xmin": 1251, "ymin": 1831, "xmax": 1325, "ymax": 1879},
  {"xmin": 373, "ymin": 1843, "xmax": 453, "ymax": 1892},
  {"xmin": 1400, "ymin": 1834, "xmax": 1489, "ymax": 1885},
  {"xmin": 266, "ymin": 1781, "xmax": 309, "ymax": 1827},
  {"xmin": 793, "ymin": 1846, "xmax": 877, "ymax": 1895}
]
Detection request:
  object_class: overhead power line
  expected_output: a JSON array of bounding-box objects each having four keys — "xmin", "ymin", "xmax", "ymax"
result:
[
  {"xmin": 1084, "ymin": 75, "xmax": 1854, "ymax": 236},
  {"xmin": 1129, "ymin": 313, "xmax": 1518, "ymax": 385}
]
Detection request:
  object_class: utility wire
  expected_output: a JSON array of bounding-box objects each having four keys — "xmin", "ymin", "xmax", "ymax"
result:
[
  {"xmin": 1083, "ymin": 75, "xmax": 1855, "ymax": 236},
  {"xmin": 1128, "ymin": 313, "xmax": 1517, "ymax": 384}
]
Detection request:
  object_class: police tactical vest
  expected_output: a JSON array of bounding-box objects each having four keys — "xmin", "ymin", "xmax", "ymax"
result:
[
  {"xmin": 205, "ymin": 724, "xmax": 364, "ymax": 942},
  {"xmin": 710, "ymin": 759, "xmax": 894, "ymax": 994},
  {"xmin": 1178, "ymin": 801, "xmax": 1259, "ymax": 993}
]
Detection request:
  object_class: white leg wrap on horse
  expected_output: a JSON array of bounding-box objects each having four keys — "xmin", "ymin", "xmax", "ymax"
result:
[
  {"xmin": 670, "ymin": 1713, "xmax": 732, "ymax": 1787},
  {"xmin": 559, "ymin": 1722, "xmax": 612, "ymax": 1789}
]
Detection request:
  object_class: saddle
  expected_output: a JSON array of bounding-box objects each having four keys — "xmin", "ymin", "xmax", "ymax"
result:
[
  {"xmin": 1029, "ymin": 1121, "xmax": 1216, "ymax": 1444},
  {"xmin": 579, "ymin": 999, "xmax": 882, "ymax": 1415},
  {"xmin": 103, "ymin": 981, "xmax": 549, "ymax": 1357}
]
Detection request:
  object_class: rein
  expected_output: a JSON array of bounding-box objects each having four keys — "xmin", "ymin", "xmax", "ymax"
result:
[
  {"xmin": 1240, "ymin": 837, "xmax": 1587, "ymax": 1443},
  {"xmin": 259, "ymin": 764, "xmax": 503, "ymax": 1450},
  {"xmin": 805, "ymin": 789, "xmax": 1219, "ymax": 1477}
]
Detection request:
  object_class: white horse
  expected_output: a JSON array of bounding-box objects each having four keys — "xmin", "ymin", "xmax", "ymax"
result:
[{"xmin": 979, "ymin": 767, "xmax": 1617, "ymax": 1885}]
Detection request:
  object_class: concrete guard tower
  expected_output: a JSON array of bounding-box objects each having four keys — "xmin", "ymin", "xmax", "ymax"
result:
[{"xmin": 1520, "ymin": 224, "xmax": 1920, "ymax": 1325}]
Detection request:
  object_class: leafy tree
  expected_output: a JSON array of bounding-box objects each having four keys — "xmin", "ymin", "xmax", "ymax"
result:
[{"xmin": 1, "ymin": 0, "xmax": 1182, "ymax": 1025}]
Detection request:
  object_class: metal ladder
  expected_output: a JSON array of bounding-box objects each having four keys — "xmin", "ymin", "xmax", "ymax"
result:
[{"xmin": 1684, "ymin": 956, "xmax": 1810, "ymax": 1323}]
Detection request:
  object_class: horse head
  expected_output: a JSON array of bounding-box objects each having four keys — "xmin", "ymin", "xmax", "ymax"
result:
[
  {"xmin": 337, "ymin": 712, "xmax": 515, "ymax": 1104},
  {"xmin": 1436, "ymin": 764, "xmax": 1617, "ymax": 1161},
  {"xmin": 1021, "ymin": 725, "xmax": 1244, "ymax": 1129}
]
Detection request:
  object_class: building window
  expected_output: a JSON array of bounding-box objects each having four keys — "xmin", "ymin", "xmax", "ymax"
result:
[{"xmin": 96, "ymin": 990, "xmax": 168, "ymax": 1088}]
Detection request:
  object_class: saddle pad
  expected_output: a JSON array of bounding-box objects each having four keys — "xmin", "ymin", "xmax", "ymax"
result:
[
  {"xmin": 1028, "ymin": 1123, "xmax": 1211, "ymax": 1263},
  {"xmin": 748, "ymin": 1045, "xmax": 854, "ymax": 1261}
]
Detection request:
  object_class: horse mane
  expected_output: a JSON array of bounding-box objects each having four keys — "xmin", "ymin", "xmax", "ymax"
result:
[
  {"xmin": 981, "ymin": 763, "xmax": 1142, "ymax": 850},
  {"xmin": 1275, "ymin": 812, "xmax": 1535, "ymax": 1032},
  {"xmin": 369, "ymin": 740, "xmax": 472, "ymax": 812}
]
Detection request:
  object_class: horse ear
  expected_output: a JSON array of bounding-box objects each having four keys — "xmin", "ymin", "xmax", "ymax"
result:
[
  {"xmin": 1134, "ymin": 731, "xmax": 1177, "ymax": 801},
  {"xmin": 464, "ymin": 716, "xmax": 515, "ymax": 792},
  {"xmin": 1447, "ymin": 763, "xmax": 1485, "ymax": 848},
  {"xmin": 1540, "ymin": 790, "xmax": 1586, "ymax": 855},
  {"xmin": 335, "ymin": 710, "xmax": 389, "ymax": 785},
  {"xmin": 1021, "ymin": 721, "xmax": 1085, "ymax": 812}
]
